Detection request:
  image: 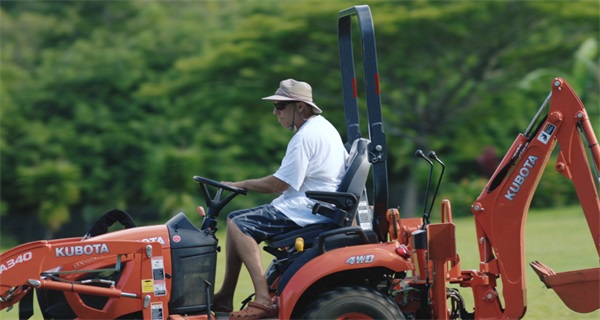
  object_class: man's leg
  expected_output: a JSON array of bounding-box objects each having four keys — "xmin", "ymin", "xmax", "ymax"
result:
[
  {"xmin": 215, "ymin": 205, "xmax": 298, "ymax": 312},
  {"xmin": 226, "ymin": 219, "xmax": 272, "ymax": 307},
  {"xmin": 213, "ymin": 218, "xmax": 243, "ymax": 311}
]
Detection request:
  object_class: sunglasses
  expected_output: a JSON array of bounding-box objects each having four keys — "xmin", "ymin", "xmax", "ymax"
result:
[{"xmin": 274, "ymin": 101, "xmax": 295, "ymax": 111}]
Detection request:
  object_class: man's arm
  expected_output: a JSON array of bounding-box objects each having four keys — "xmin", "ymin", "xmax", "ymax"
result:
[{"xmin": 223, "ymin": 175, "xmax": 289, "ymax": 194}]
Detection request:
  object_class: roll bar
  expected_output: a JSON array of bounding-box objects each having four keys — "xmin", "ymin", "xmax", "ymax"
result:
[{"xmin": 338, "ymin": 5, "xmax": 389, "ymax": 241}]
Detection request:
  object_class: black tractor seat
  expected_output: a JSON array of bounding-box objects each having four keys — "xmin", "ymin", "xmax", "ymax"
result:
[
  {"xmin": 264, "ymin": 138, "xmax": 374, "ymax": 259},
  {"xmin": 267, "ymin": 222, "xmax": 336, "ymax": 250},
  {"xmin": 271, "ymin": 225, "xmax": 378, "ymax": 293}
]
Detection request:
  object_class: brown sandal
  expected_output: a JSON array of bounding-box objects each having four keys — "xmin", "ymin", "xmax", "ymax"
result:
[{"xmin": 228, "ymin": 301, "xmax": 277, "ymax": 319}]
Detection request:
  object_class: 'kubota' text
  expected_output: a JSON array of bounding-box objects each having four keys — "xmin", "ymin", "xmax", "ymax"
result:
[
  {"xmin": 504, "ymin": 155, "xmax": 539, "ymax": 201},
  {"xmin": 56, "ymin": 244, "xmax": 110, "ymax": 258}
]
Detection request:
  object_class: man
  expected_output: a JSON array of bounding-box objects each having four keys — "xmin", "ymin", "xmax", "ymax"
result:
[{"xmin": 212, "ymin": 79, "xmax": 348, "ymax": 319}]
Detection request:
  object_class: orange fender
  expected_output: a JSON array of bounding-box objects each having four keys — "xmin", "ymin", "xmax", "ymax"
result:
[{"xmin": 278, "ymin": 241, "xmax": 412, "ymax": 318}]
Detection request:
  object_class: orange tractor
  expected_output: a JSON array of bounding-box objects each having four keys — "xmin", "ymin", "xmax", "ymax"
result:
[{"xmin": 1, "ymin": 5, "xmax": 598, "ymax": 320}]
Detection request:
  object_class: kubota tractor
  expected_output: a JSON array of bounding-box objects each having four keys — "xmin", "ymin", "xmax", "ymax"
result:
[{"xmin": 1, "ymin": 5, "xmax": 598, "ymax": 320}]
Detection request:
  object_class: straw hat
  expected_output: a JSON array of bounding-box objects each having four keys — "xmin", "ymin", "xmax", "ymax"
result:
[{"xmin": 262, "ymin": 79, "xmax": 322, "ymax": 114}]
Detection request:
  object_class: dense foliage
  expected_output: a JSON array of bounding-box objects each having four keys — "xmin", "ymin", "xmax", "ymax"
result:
[{"xmin": 1, "ymin": 0, "xmax": 598, "ymax": 243}]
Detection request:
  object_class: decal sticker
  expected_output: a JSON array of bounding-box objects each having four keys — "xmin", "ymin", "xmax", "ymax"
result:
[
  {"xmin": 151, "ymin": 257, "xmax": 165, "ymax": 280},
  {"xmin": 142, "ymin": 279, "xmax": 154, "ymax": 293},
  {"xmin": 73, "ymin": 257, "xmax": 100, "ymax": 269},
  {"xmin": 154, "ymin": 281, "xmax": 167, "ymax": 296},
  {"xmin": 0, "ymin": 252, "xmax": 32, "ymax": 275},
  {"xmin": 345, "ymin": 254, "xmax": 375, "ymax": 265},
  {"xmin": 504, "ymin": 155, "xmax": 539, "ymax": 201},
  {"xmin": 142, "ymin": 237, "xmax": 166, "ymax": 245},
  {"xmin": 537, "ymin": 123, "xmax": 556, "ymax": 145},
  {"xmin": 55, "ymin": 244, "xmax": 109, "ymax": 257},
  {"xmin": 172, "ymin": 235, "xmax": 181, "ymax": 243},
  {"xmin": 151, "ymin": 302, "xmax": 164, "ymax": 320},
  {"xmin": 151, "ymin": 256, "xmax": 167, "ymax": 296}
]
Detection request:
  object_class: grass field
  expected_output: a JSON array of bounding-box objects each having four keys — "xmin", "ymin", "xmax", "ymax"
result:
[{"xmin": 1, "ymin": 206, "xmax": 598, "ymax": 319}]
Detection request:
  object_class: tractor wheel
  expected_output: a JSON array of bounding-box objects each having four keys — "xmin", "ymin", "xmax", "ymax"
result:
[{"xmin": 300, "ymin": 285, "xmax": 405, "ymax": 320}]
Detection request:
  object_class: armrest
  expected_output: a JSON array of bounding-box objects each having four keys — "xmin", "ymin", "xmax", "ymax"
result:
[
  {"xmin": 305, "ymin": 191, "xmax": 358, "ymax": 210},
  {"xmin": 306, "ymin": 191, "xmax": 358, "ymax": 226}
]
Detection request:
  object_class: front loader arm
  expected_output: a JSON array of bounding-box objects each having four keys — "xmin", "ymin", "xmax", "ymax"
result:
[
  {"xmin": 0, "ymin": 238, "xmax": 163, "ymax": 315},
  {"xmin": 467, "ymin": 78, "xmax": 599, "ymax": 319}
]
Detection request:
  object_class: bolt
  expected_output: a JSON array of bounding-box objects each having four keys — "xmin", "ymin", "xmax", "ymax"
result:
[
  {"xmin": 553, "ymin": 80, "xmax": 561, "ymax": 87},
  {"xmin": 28, "ymin": 279, "xmax": 41, "ymax": 287},
  {"xmin": 549, "ymin": 111, "xmax": 563, "ymax": 122},
  {"xmin": 486, "ymin": 293, "xmax": 494, "ymax": 300},
  {"xmin": 375, "ymin": 145, "xmax": 382, "ymax": 151},
  {"xmin": 577, "ymin": 112, "xmax": 583, "ymax": 118}
]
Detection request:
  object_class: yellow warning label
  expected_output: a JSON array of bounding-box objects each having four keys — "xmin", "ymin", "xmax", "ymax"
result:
[{"xmin": 142, "ymin": 279, "xmax": 154, "ymax": 293}]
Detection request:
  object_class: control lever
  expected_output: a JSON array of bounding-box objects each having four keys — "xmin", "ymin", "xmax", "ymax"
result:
[
  {"xmin": 415, "ymin": 149, "xmax": 434, "ymax": 227},
  {"xmin": 427, "ymin": 151, "xmax": 446, "ymax": 217}
]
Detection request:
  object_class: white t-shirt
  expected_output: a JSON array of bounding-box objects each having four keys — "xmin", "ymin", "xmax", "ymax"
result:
[{"xmin": 272, "ymin": 115, "xmax": 348, "ymax": 226}]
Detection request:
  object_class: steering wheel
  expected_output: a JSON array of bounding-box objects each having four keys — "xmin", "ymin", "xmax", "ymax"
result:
[
  {"xmin": 193, "ymin": 176, "xmax": 247, "ymax": 231},
  {"xmin": 193, "ymin": 176, "xmax": 247, "ymax": 195}
]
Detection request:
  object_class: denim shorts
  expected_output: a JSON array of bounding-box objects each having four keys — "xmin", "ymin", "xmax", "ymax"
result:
[{"xmin": 228, "ymin": 204, "xmax": 301, "ymax": 243}]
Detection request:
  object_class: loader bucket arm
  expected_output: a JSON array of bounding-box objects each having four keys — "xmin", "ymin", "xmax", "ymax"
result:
[
  {"xmin": 468, "ymin": 78, "xmax": 600, "ymax": 318},
  {"xmin": 338, "ymin": 5, "xmax": 389, "ymax": 242},
  {"xmin": 0, "ymin": 238, "xmax": 164, "ymax": 319}
]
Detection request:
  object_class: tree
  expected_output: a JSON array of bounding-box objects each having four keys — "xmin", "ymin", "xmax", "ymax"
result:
[
  {"xmin": 370, "ymin": 0, "xmax": 599, "ymax": 213},
  {"xmin": 1, "ymin": 0, "xmax": 597, "ymax": 243}
]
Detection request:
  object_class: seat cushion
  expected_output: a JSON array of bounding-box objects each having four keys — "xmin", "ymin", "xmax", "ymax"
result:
[{"xmin": 266, "ymin": 223, "xmax": 336, "ymax": 249}]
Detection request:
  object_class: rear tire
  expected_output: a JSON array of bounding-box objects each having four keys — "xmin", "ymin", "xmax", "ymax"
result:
[{"xmin": 301, "ymin": 285, "xmax": 405, "ymax": 320}]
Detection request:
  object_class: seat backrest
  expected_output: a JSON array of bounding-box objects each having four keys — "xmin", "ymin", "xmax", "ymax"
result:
[{"xmin": 338, "ymin": 138, "xmax": 371, "ymax": 194}]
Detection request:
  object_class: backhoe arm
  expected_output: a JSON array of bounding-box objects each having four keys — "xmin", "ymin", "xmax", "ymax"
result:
[
  {"xmin": 466, "ymin": 78, "xmax": 599, "ymax": 318},
  {"xmin": 551, "ymin": 78, "xmax": 600, "ymax": 251}
]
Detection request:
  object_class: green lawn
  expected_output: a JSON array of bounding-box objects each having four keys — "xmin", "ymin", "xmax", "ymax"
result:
[{"xmin": 2, "ymin": 206, "xmax": 598, "ymax": 319}]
